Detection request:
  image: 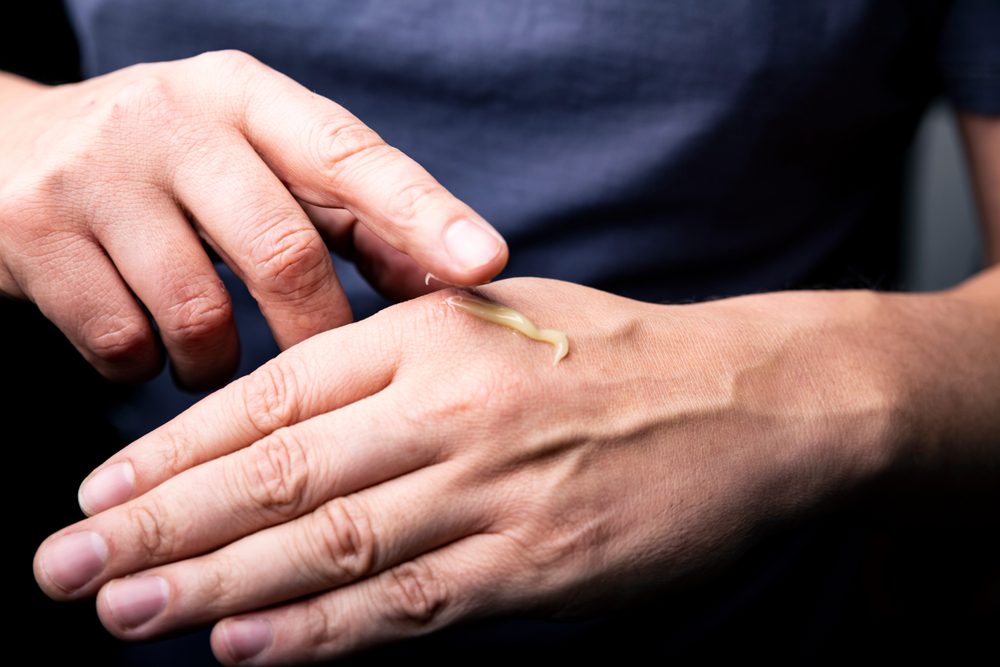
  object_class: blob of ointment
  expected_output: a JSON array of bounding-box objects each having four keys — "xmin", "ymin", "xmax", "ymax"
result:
[{"xmin": 445, "ymin": 293, "xmax": 570, "ymax": 365}]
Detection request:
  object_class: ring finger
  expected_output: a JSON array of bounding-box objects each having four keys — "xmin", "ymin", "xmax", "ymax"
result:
[
  {"xmin": 96, "ymin": 460, "xmax": 489, "ymax": 638},
  {"xmin": 35, "ymin": 384, "xmax": 427, "ymax": 599},
  {"xmin": 95, "ymin": 191, "xmax": 239, "ymax": 390},
  {"xmin": 173, "ymin": 135, "xmax": 352, "ymax": 350}
]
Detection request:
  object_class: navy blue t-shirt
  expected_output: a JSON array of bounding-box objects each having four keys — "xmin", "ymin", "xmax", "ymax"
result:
[{"xmin": 55, "ymin": 1, "xmax": 1000, "ymax": 663}]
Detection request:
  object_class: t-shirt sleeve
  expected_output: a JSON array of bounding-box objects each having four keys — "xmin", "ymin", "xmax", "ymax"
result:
[{"xmin": 938, "ymin": 0, "xmax": 1000, "ymax": 114}]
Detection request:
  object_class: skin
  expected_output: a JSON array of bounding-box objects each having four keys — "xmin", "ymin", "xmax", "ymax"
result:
[
  {"xmin": 445, "ymin": 292, "xmax": 570, "ymax": 365},
  {"xmin": 22, "ymin": 53, "xmax": 1000, "ymax": 665},
  {"xmin": 32, "ymin": 108, "xmax": 1000, "ymax": 660},
  {"xmin": 38, "ymin": 279, "xmax": 918, "ymax": 661},
  {"xmin": 0, "ymin": 51, "xmax": 508, "ymax": 389}
]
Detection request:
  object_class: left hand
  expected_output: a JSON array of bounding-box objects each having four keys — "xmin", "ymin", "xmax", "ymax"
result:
[{"xmin": 34, "ymin": 278, "xmax": 901, "ymax": 664}]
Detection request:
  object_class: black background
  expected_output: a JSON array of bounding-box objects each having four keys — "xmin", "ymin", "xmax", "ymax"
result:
[{"xmin": 2, "ymin": 2, "xmax": 125, "ymax": 662}]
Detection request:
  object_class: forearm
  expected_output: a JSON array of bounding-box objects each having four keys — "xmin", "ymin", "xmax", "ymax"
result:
[
  {"xmin": 802, "ymin": 269, "xmax": 1000, "ymax": 483},
  {"xmin": 706, "ymin": 276, "xmax": 998, "ymax": 498},
  {"xmin": 867, "ymin": 112, "xmax": 1000, "ymax": 480},
  {"xmin": 889, "ymin": 112, "xmax": 1000, "ymax": 473}
]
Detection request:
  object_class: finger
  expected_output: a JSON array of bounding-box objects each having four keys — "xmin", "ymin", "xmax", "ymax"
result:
[
  {"xmin": 173, "ymin": 134, "xmax": 351, "ymax": 350},
  {"xmin": 211, "ymin": 533, "xmax": 516, "ymax": 665},
  {"xmin": 298, "ymin": 200, "xmax": 357, "ymax": 259},
  {"xmin": 37, "ymin": 386, "xmax": 421, "ymax": 600},
  {"xmin": 235, "ymin": 55, "xmax": 508, "ymax": 286},
  {"xmin": 353, "ymin": 223, "xmax": 440, "ymax": 301},
  {"xmin": 20, "ymin": 235, "xmax": 162, "ymax": 383},
  {"xmin": 96, "ymin": 461, "xmax": 488, "ymax": 638},
  {"xmin": 303, "ymin": 201, "xmax": 439, "ymax": 301},
  {"xmin": 95, "ymin": 195, "xmax": 239, "ymax": 390},
  {"xmin": 77, "ymin": 315, "xmax": 400, "ymax": 516}
]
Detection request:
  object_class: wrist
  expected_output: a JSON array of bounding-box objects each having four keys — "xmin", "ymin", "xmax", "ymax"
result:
[
  {"xmin": 695, "ymin": 289, "xmax": 913, "ymax": 503},
  {"xmin": 630, "ymin": 290, "xmax": 912, "ymax": 522}
]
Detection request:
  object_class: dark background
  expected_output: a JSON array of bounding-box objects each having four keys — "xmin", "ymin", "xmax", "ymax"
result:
[
  {"xmin": 2, "ymin": 1, "xmax": 996, "ymax": 664},
  {"xmin": 3, "ymin": 3, "xmax": 124, "ymax": 663}
]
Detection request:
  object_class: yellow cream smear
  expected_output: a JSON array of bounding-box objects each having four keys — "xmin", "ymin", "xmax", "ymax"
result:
[{"xmin": 446, "ymin": 293, "xmax": 570, "ymax": 365}]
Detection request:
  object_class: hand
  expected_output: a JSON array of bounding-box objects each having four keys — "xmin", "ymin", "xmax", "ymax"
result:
[
  {"xmin": 34, "ymin": 278, "xmax": 901, "ymax": 664},
  {"xmin": 0, "ymin": 52, "xmax": 507, "ymax": 388}
]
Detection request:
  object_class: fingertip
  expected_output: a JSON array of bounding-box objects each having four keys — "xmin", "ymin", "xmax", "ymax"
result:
[
  {"xmin": 78, "ymin": 461, "xmax": 135, "ymax": 516},
  {"xmin": 31, "ymin": 542, "xmax": 50, "ymax": 597},
  {"xmin": 210, "ymin": 626, "xmax": 234, "ymax": 666},
  {"xmin": 213, "ymin": 618, "xmax": 274, "ymax": 665},
  {"xmin": 33, "ymin": 530, "xmax": 109, "ymax": 600},
  {"xmin": 95, "ymin": 583, "xmax": 124, "ymax": 638},
  {"xmin": 99, "ymin": 575, "xmax": 170, "ymax": 637},
  {"xmin": 440, "ymin": 218, "xmax": 508, "ymax": 284}
]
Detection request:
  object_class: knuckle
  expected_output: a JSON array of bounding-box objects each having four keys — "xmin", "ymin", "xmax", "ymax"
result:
[
  {"xmin": 162, "ymin": 281, "xmax": 232, "ymax": 346},
  {"xmin": 251, "ymin": 224, "xmax": 331, "ymax": 302},
  {"xmin": 83, "ymin": 314, "xmax": 152, "ymax": 364},
  {"xmin": 241, "ymin": 359, "xmax": 302, "ymax": 435},
  {"xmin": 240, "ymin": 428, "xmax": 310, "ymax": 519},
  {"xmin": 385, "ymin": 180, "xmax": 440, "ymax": 226},
  {"xmin": 302, "ymin": 599, "xmax": 348, "ymax": 652},
  {"xmin": 199, "ymin": 560, "xmax": 229, "ymax": 604},
  {"xmin": 14, "ymin": 216, "xmax": 84, "ymax": 261},
  {"xmin": 406, "ymin": 363, "xmax": 524, "ymax": 430},
  {"xmin": 101, "ymin": 75, "xmax": 177, "ymax": 129},
  {"xmin": 310, "ymin": 496, "xmax": 376, "ymax": 581},
  {"xmin": 199, "ymin": 553, "xmax": 246, "ymax": 613},
  {"xmin": 148, "ymin": 421, "xmax": 201, "ymax": 479},
  {"xmin": 126, "ymin": 501, "xmax": 174, "ymax": 560},
  {"xmin": 381, "ymin": 561, "xmax": 449, "ymax": 628},
  {"xmin": 191, "ymin": 49, "xmax": 261, "ymax": 75},
  {"xmin": 315, "ymin": 121, "xmax": 385, "ymax": 187},
  {"xmin": 3, "ymin": 171, "xmax": 89, "ymax": 248},
  {"xmin": 2, "ymin": 180, "xmax": 51, "ymax": 230}
]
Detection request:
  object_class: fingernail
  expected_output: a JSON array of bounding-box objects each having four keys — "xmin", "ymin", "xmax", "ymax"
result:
[
  {"xmin": 444, "ymin": 219, "xmax": 503, "ymax": 271},
  {"xmin": 40, "ymin": 531, "xmax": 108, "ymax": 593},
  {"xmin": 224, "ymin": 619, "xmax": 273, "ymax": 662},
  {"xmin": 105, "ymin": 576, "xmax": 169, "ymax": 629},
  {"xmin": 79, "ymin": 462, "xmax": 135, "ymax": 515}
]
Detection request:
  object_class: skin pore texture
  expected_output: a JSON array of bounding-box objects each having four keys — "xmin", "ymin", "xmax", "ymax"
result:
[{"xmin": 446, "ymin": 292, "xmax": 570, "ymax": 365}]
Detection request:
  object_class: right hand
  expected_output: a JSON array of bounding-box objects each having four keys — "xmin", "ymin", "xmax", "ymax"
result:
[{"xmin": 0, "ymin": 50, "xmax": 507, "ymax": 389}]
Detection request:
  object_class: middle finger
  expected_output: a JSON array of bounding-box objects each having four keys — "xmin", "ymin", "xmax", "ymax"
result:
[
  {"xmin": 96, "ymin": 460, "xmax": 488, "ymax": 637},
  {"xmin": 173, "ymin": 134, "xmax": 352, "ymax": 349},
  {"xmin": 34, "ymin": 384, "xmax": 433, "ymax": 599}
]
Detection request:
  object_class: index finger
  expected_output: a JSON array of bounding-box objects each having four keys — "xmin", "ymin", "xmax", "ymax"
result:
[
  {"xmin": 76, "ymin": 312, "xmax": 401, "ymax": 516},
  {"xmin": 229, "ymin": 52, "xmax": 508, "ymax": 286}
]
